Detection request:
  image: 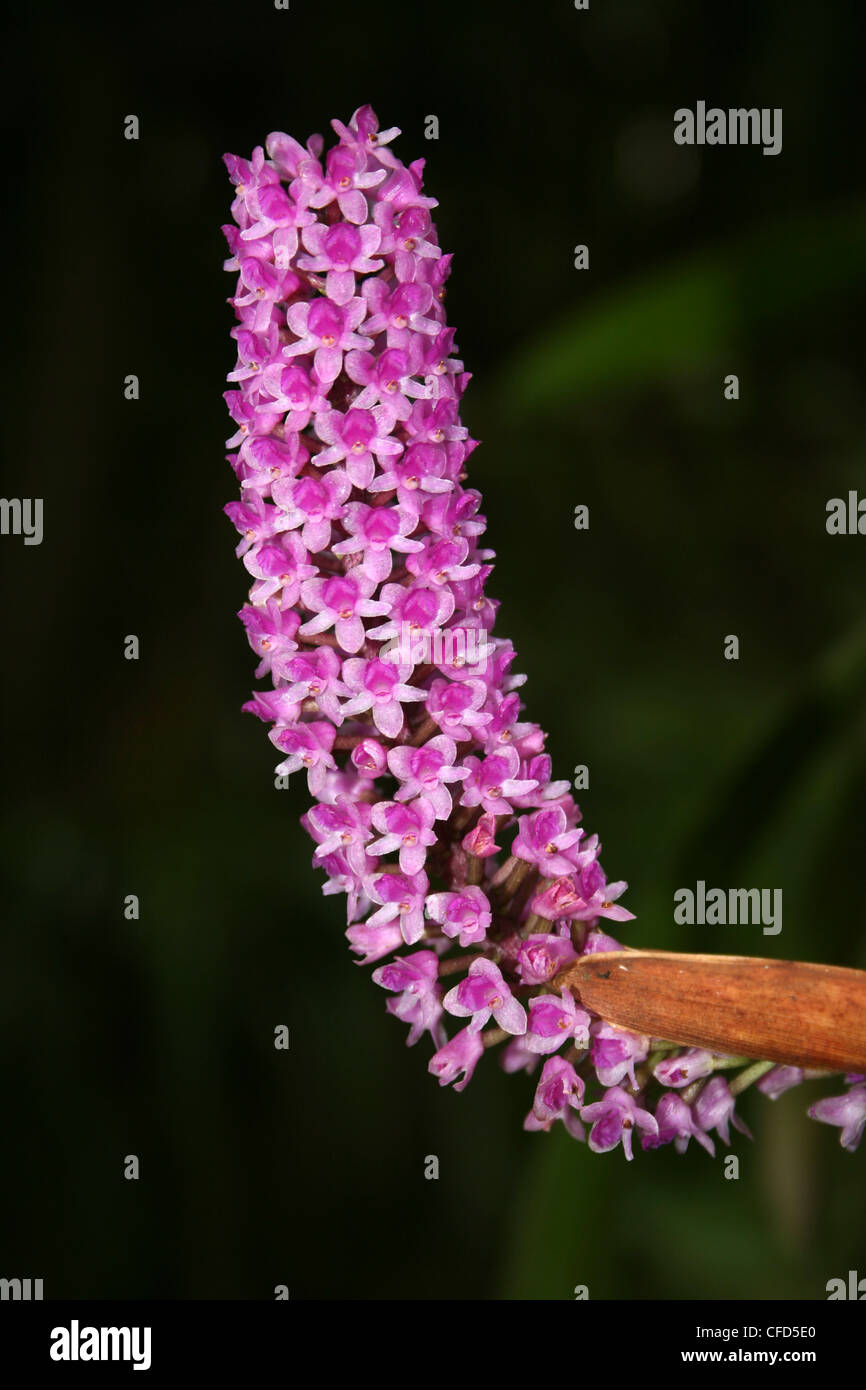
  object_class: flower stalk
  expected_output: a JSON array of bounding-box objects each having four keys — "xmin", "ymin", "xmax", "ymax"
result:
[{"xmin": 222, "ymin": 106, "xmax": 866, "ymax": 1159}]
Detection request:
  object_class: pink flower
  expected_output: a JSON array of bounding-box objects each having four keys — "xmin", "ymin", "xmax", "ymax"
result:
[
  {"xmin": 517, "ymin": 933, "xmax": 577, "ymax": 986},
  {"xmin": 459, "ymin": 747, "xmax": 538, "ymax": 816},
  {"xmin": 305, "ymin": 796, "xmax": 372, "ymax": 875},
  {"xmin": 238, "ymin": 599, "xmax": 300, "ymax": 679},
  {"xmin": 298, "ymin": 221, "xmax": 384, "ymax": 304},
  {"xmin": 332, "ymin": 501, "xmax": 423, "ymax": 584},
  {"xmin": 313, "ymin": 406, "xmax": 402, "ymax": 487},
  {"xmin": 653, "ymin": 1049, "xmax": 715, "ymax": 1089},
  {"xmin": 426, "ymin": 677, "xmax": 491, "ymax": 741},
  {"xmin": 590, "ymin": 1022, "xmax": 649, "ymax": 1089},
  {"xmin": 239, "ymin": 181, "xmax": 314, "ymax": 248},
  {"xmin": 426, "ymin": 887, "xmax": 492, "ymax": 947},
  {"xmin": 581, "ymin": 929, "xmax": 624, "ymax": 955},
  {"xmin": 580, "ymin": 1087, "xmax": 659, "ymax": 1161},
  {"xmin": 243, "ymin": 532, "xmax": 318, "ymax": 608},
  {"xmin": 344, "ymin": 345, "xmax": 425, "ymax": 418},
  {"xmin": 512, "ymin": 806, "xmax": 587, "ymax": 876},
  {"xmin": 525, "ymin": 989, "xmax": 591, "ymax": 1055},
  {"xmin": 525, "ymin": 1056, "xmax": 586, "ymax": 1135},
  {"xmin": 642, "ymin": 1092, "xmax": 715, "ymax": 1157},
  {"xmin": 296, "ymin": 143, "xmax": 386, "ymax": 224},
  {"xmin": 283, "ymin": 297, "xmax": 371, "ymax": 383},
  {"xmin": 442, "ymin": 958, "xmax": 526, "ymax": 1035},
  {"xmin": 270, "ymin": 721, "xmax": 336, "ymax": 795},
  {"xmin": 271, "ymin": 469, "xmax": 352, "ymax": 553},
  {"xmin": 372, "ymin": 949, "xmax": 443, "ymax": 1047},
  {"xmin": 350, "ymin": 737, "xmax": 388, "ymax": 779},
  {"xmin": 386, "ymin": 736, "xmax": 468, "ymax": 820},
  {"xmin": 346, "ymin": 920, "xmax": 404, "ymax": 965},
  {"xmin": 693, "ymin": 1077, "xmax": 753, "ymax": 1147},
  {"xmin": 367, "ymin": 441, "xmax": 454, "ymax": 512},
  {"xmin": 568, "ymin": 861, "xmax": 636, "ymax": 924},
  {"xmin": 362, "ymin": 279, "xmax": 438, "ymax": 344},
  {"xmin": 366, "ymin": 870, "xmax": 429, "ymax": 945},
  {"xmin": 237, "ymin": 432, "xmax": 308, "ymax": 496},
  {"xmin": 281, "ymin": 646, "xmax": 346, "ymax": 723},
  {"xmin": 220, "ymin": 109, "xmax": 847, "ymax": 1166},
  {"xmin": 369, "ymin": 799, "xmax": 438, "ymax": 876},
  {"xmin": 298, "ymin": 573, "xmax": 389, "ymax": 653},
  {"xmin": 462, "ymin": 813, "xmax": 500, "ymax": 859},
  {"xmin": 808, "ymin": 1084, "xmax": 866, "ymax": 1152},
  {"xmin": 339, "ymin": 657, "xmax": 426, "ymax": 737},
  {"xmin": 258, "ymin": 364, "xmax": 329, "ymax": 432},
  {"xmin": 428, "ymin": 1025, "xmax": 484, "ymax": 1092},
  {"xmin": 757, "ymin": 1066, "xmax": 804, "ymax": 1100},
  {"xmin": 367, "ymin": 580, "xmax": 455, "ymax": 647}
]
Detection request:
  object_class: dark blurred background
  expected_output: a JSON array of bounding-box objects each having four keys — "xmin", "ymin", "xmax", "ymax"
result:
[{"xmin": 1, "ymin": 0, "xmax": 864, "ymax": 1299}]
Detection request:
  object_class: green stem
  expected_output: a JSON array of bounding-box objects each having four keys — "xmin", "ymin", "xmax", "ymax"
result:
[{"xmin": 729, "ymin": 1059, "xmax": 776, "ymax": 1097}]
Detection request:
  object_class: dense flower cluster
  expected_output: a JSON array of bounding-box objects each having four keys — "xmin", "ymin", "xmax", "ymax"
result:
[{"xmin": 222, "ymin": 106, "xmax": 865, "ymax": 1157}]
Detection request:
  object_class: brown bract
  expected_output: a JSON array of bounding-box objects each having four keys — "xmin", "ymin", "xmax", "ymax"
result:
[{"xmin": 554, "ymin": 950, "xmax": 866, "ymax": 1071}]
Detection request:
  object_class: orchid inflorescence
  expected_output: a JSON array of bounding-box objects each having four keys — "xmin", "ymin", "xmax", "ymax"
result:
[{"xmin": 222, "ymin": 106, "xmax": 865, "ymax": 1158}]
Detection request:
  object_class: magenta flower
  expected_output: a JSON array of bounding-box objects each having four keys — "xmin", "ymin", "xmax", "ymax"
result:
[
  {"xmin": 428, "ymin": 1025, "xmax": 484, "ymax": 1092},
  {"xmin": 757, "ymin": 1065, "xmax": 804, "ymax": 1100},
  {"xmin": 561, "ymin": 860, "xmax": 636, "ymax": 925},
  {"xmin": 362, "ymin": 279, "xmax": 438, "ymax": 345},
  {"xmin": 281, "ymin": 646, "xmax": 346, "ymax": 723},
  {"xmin": 365, "ymin": 869, "xmax": 429, "ymax": 945},
  {"xmin": 271, "ymin": 469, "xmax": 352, "ymax": 553},
  {"xmin": 339, "ymin": 657, "xmax": 426, "ymax": 737},
  {"xmin": 367, "ymin": 578, "xmax": 454, "ymax": 644},
  {"xmin": 525, "ymin": 1056, "xmax": 586, "ymax": 1136},
  {"xmin": 332, "ymin": 501, "xmax": 424, "ymax": 583},
  {"xmin": 517, "ymin": 933, "xmax": 577, "ymax": 986},
  {"xmin": 462, "ymin": 813, "xmax": 499, "ymax": 859},
  {"xmin": 305, "ymin": 796, "xmax": 372, "ymax": 875},
  {"xmin": 224, "ymin": 491, "xmax": 289, "ymax": 558},
  {"xmin": 369, "ymin": 798, "xmax": 437, "ymax": 875},
  {"xmin": 425, "ymin": 886, "xmax": 492, "ymax": 947},
  {"xmin": 296, "ymin": 143, "xmax": 386, "ymax": 224},
  {"xmin": 808, "ymin": 1083, "xmax": 866, "ymax": 1152},
  {"xmin": 580, "ymin": 929, "xmax": 624, "ymax": 956},
  {"xmin": 222, "ymin": 106, "xmax": 862, "ymax": 1166},
  {"xmin": 258, "ymin": 363, "xmax": 329, "ymax": 431},
  {"xmin": 283, "ymin": 297, "xmax": 371, "ymax": 383},
  {"xmin": 243, "ymin": 532, "xmax": 317, "ymax": 608},
  {"xmin": 386, "ymin": 736, "xmax": 468, "ymax": 820},
  {"xmin": 512, "ymin": 807, "xmax": 587, "ymax": 876},
  {"xmin": 313, "ymin": 406, "xmax": 402, "ymax": 487},
  {"xmin": 442, "ymin": 958, "xmax": 526, "ymax": 1035},
  {"xmin": 346, "ymin": 919, "xmax": 404, "ymax": 966},
  {"xmin": 344, "ymin": 345, "xmax": 424, "ymax": 418},
  {"xmin": 653, "ymin": 1048, "xmax": 716, "ymax": 1089},
  {"xmin": 298, "ymin": 221, "xmax": 384, "ymax": 304},
  {"xmin": 425, "ymin": 677, "xmax": 491, "ymax": 741},
  {"xmin": 238, "ymin": 599, "xmax": 300, "ymax": 680},
  {"xmin": 642, "ymin": 1092, "xmax": 716, "ymax": 1158},
  {"xmin": 581, "ymin": 1087, "xmax": 659, "ymax": 1161},
  {"xmin": 236, "ymin": 432, "xmax": 308, "ymax": 497},
  {"xmin": 525, "ymin": 990, "xmax": 591, "ymax": 1055},
  {"xmin": 298, "ymin": 573, "xmax": 388, "ymax": 652},
  {"xmin": 590, "ymin": 1021, "xmax": 649, "ymax": 1089},
  {"xmin": 459, "ymin": 747, "xmax": 538, "ymax": 815},
  {"xmin": 693, "ymin": 1077, "xmax": 753, "ymax": 1147},
  {"xmin": 350, "ymin": 737, "xmax": 388, "ymax": 779},
  {"xmin": 372, "ymin": 949, "xmax": 443, "ymax": 1047},
  {"xmin": 269, "ymin": 721, "xmax": 336, "ymax": 795}
]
